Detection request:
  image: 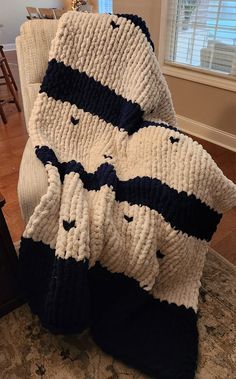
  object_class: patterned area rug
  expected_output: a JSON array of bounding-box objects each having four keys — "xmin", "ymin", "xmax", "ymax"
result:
[{"xmin": 0, "ymin": 248, "xmax": 235, "ymax": 379}]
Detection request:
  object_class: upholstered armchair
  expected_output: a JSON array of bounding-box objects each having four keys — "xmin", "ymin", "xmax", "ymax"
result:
[{"xmin": 16, "ymin": 20, "xmax": 58, "ymax": 223}]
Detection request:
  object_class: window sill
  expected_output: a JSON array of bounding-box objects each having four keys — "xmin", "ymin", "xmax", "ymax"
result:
[{"xmin": 162, "ymin": 63, "xmax": 236, "ymax": 92}]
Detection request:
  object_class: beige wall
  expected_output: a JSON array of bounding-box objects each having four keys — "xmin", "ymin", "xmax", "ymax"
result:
[
  {"xmin": 166, "ymin": 76, "xmax": 236, "ymax": 134},
  {"xmin": 113, "ymin": 0, "xmax": 236, "ymax": 136},
  {"xmin": 0, "ymin": 1, "xmax": 99, "ymax": 45},
  {"xmin": 88, "ymin": 0, "xmax": 99, "ymax": 12},
  {"xmin": 0, "ymin": 0, "xmax": 62, "ymax": 45}
]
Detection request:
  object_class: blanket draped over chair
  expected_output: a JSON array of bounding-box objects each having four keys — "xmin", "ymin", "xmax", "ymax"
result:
[{"xmin": 19, "ymin": 11, "xmax": 236, "ymax": 379}]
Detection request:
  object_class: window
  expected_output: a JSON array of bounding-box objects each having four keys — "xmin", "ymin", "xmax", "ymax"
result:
[
  {"xmin": 165, "ymin": 0, "xmax": 236, "ymax": 78},
  {"xmin": 98, "ymin": 0, "xmax": 113, "ymax": 13}
]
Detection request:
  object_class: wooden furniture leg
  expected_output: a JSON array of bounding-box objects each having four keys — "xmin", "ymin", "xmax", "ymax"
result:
[
  {"xmin": 0, "ymin": 58, "xmax": 21, "ymax": 112},
  {"xmin": 0, "ymin": 45, "xmax": 18, "ymax": 91},
  {"xmin": 0, "ymin": 102, "xmax": 7, "ymax": 124}
]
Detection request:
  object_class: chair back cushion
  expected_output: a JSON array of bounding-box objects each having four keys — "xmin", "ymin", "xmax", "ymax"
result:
[{"xmin": 16, "ymin": 19, "xmax": 58, "ymax": 127}]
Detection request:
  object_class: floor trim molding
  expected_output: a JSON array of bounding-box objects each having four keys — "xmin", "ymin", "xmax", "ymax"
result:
[
  {"xmin": 3, "ymin": 43, "xmax": 16, "ymax": 51},
  {"xmin": 177, "ymin": 115, "xmax": 236, "ymax": 152}
]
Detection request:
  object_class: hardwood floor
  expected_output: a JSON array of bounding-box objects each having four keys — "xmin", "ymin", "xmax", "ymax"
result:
[
  {"xmin": 192, "ymin": 137, "xmax": 236, "ymax": 264},
  {"xmin": 0, "ymin": 51, "xmax": 235, "ymax": 264},
  {"xmin": 0, "ymin": 51, "xmax": 28, "ymax": 244}
]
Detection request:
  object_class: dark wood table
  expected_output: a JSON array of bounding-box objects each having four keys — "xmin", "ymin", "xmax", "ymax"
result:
[{"xmin": 0, "ymin": 192, "xmax": 24, "ymax": 317}]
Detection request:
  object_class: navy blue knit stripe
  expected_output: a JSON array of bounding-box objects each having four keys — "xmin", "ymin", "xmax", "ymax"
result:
[
  {"xmin": 90, "ymin": 260, "xmax": 198, "ymax": 379},
  {"xmin": 40, "ymin": 59, "xmax": 177, "ymax": 134},
  {"xmin": 40, "ymin": 59, "xmax": 144, "ymax": 135},
  {"xmin": 19, "ymin": 237, "xmax": 90, "ymax": 334},
  {"xmin": 116, "ymin": 178, "xmax": 221, "ymax": 241},
  {"xmin": 35, "ymin": 146, "xmax": 222, "ymax": 241},
  {"xmin": 117, "ymin": 14, "xmax": 155, "ymax": 50},
  {"xmin": 19, "ymin": 237, "xmax": 198, "ymax": 378}
]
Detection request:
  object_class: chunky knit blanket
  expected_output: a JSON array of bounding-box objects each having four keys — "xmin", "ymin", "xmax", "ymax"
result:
[{"xmin": 19, "ymin": 11, "xmax": 236, "ymax": 379}]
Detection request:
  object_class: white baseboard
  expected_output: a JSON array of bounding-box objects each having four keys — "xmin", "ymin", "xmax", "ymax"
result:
[
  {"xmin": 3, "ymin": 43, "xmax": 16, "ymax": 51},
  {"xmin": 177, "ymin": 115, "xmax": 236, "ymax": 152}
]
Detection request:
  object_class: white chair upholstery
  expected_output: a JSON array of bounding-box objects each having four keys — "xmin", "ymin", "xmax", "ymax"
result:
[{"xmin": 16, "ymin": 20, "xmax": 58, "ymax": 223}]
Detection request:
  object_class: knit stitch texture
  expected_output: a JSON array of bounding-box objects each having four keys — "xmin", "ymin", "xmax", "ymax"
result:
[{"xmin": 19, "ymin": 11, "xmax": 236, "ymax": 379}]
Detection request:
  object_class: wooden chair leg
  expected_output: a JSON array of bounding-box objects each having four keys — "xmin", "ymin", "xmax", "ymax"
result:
[
  {"xmin": 4, "ymin": 57, "xmax": 18, "ymax": 91},
  {"xmin": 0, "ymin": 59, "xmax": 21, "ymax": 112},
  {"xmin": 0, "ymin": 46, "xmax": 17, "ymax": 91},
  {"xmin": 0, "ymin": 103, "xmax": 7, "ymax": 124}
]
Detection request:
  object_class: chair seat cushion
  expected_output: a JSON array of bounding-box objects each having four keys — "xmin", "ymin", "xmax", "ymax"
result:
[{"xmin": 18, "ymin": 138, "xmax": 48, "ymax": 223}]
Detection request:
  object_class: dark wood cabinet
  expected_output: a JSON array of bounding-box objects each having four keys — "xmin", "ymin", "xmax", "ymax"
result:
[{"xmin": 0, "ymin": 192, "xmax": 24, "ymax": 317}]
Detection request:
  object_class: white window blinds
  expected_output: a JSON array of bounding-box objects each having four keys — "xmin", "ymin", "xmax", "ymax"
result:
[
  {"xmin": 98, "ymin": 0, "xmax": 113, "ymax": 13},
  {"xmin": 165, "ymin": 0, "xmax": 236, "ymax": 77}
]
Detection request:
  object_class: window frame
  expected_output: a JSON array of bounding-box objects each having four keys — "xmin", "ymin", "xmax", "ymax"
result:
[
  {"xmin": 98, "ymin": 0, "xmax": 113, "ymax": 13},
  {"xmin": 158, "ymin": 0, "xmax": 236, "ymax": 92}
]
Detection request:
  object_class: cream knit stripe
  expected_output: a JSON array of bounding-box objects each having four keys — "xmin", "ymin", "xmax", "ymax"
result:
[
  {"xmin": 29, "ymin": 93, "xmax": 54, "ymax": 149},
  {"xmin": 29, "ymin": 94, "xmax": 118, "ymax": 164},
  {"xmin": 152, "ymin": 241, "xmax": 207, "ymax": 311},
  {"xmin": 23, "ymin": 164, "xmax": 61, "ymax": 249},
  {"xmin": 88, "ymin": 185, "xmax": 115, "ymax": 267},
  {"xmin": 56, "ymin": 172, "xmax": 90, "ymax": 261},
  {"xmin": 29, "ymin": 94, "xmax": 234, "ymax": 214},
  {"xmin": 98, "ymin": 199, "xmax": 160, "ymax": 290},
  {"xmin": 49, "ymin": 11, "xmax": 176, "ymax": 125},
  {"xmin": 211, "ymin": 166, "xmax": 236, "ymax": 211}
]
